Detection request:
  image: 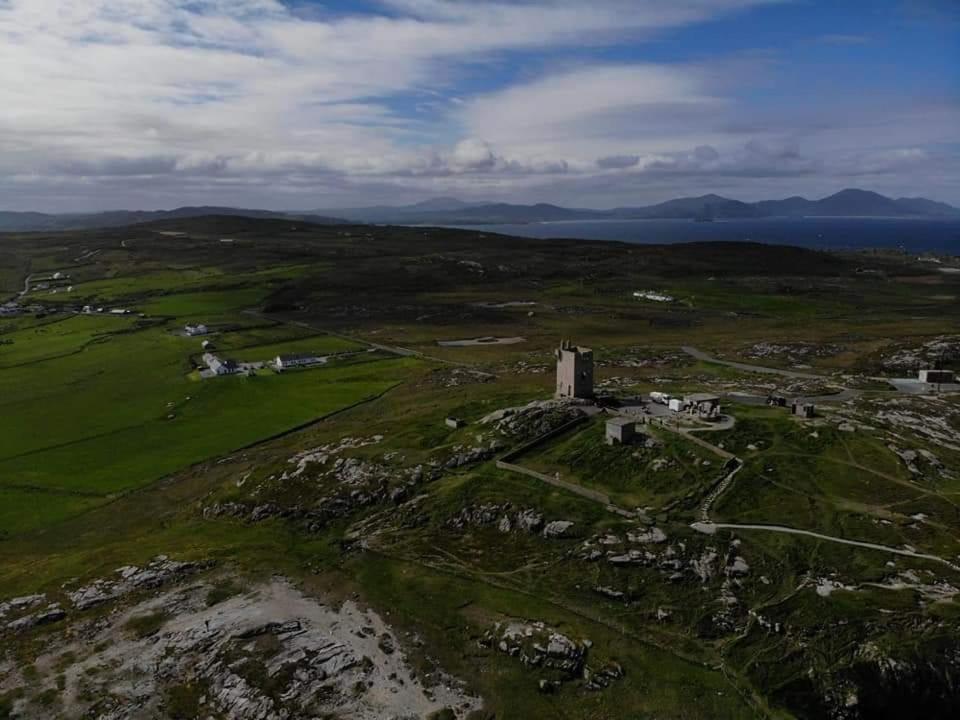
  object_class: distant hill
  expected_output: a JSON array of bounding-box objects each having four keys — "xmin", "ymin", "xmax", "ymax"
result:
[
  {"xmin": 314, "ymin": 189, "xmax": 960, "ymax": 224},
  {"xmin": 1, "ymin": 189, "xmax": 956, "ymax": 232},
  {"xmin": 610, "ymin": 194, "xmax": 760, "ymax": 219},
  {"xmin": 0, "ymin": 206, "xmax": 347, "ymax": 232}
]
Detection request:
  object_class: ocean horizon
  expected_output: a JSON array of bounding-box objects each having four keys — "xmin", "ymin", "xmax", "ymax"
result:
[{"xmin": 434, "ymin": 217, "xmax": 960, "ymax": 254}]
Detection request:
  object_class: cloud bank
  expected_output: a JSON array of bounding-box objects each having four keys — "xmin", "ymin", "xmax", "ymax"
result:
[{"xmin": 0, "ymin": 0, "xmax": 956, "ymax": 210}]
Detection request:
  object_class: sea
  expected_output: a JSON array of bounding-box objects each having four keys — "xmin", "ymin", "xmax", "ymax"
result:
[{"xmin": 438, "ymin": 217, "xmax": 960, "ymax": 254}]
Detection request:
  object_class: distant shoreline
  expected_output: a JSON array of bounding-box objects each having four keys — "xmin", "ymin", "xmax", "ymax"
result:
[{"xmin": 426, "ymin": 216, "xmax": 960, "ymax": 254}]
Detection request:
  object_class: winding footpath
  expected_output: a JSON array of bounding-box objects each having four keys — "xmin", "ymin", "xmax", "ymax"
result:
[
  {"xmin": 692, "ymin": 521, "xmax": 960, "ymax": 573},
  {"xmin": 676, "ymin": 351, "xmax": 960, "ymax": 573}
]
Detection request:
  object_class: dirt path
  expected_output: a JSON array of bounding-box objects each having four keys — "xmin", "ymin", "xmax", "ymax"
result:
[
  {"xmin": 656, "ymin": 409, "xmax": 960, "ymax": 571},
  {"xmin": 691, "ymin": 521, "xmax": 960, "ymax": 573}
]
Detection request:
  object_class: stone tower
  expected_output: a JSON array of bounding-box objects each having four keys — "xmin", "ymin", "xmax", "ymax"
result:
[{"xmin": 555, "ymin": 340, "xmax": 594, "ymax": 399}]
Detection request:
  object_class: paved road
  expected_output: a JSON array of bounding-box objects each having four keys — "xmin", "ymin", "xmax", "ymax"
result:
[
  {"xmin": 682, "ymin": 345, "xmax": 826, "ymax": 380},
  {"xmin": 692, "ymin": 521, "xmax": 960, "ymax": 573},
  {"xmin": 2, "ymin": 272, "xmax": 33, "ymax": 306},
  {"xmin": 683, "ymin": 345, "xmax": 957, "ymax": 399}
]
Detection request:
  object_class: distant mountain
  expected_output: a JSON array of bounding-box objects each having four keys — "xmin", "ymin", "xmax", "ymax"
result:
[
  {"xmin": 406, "ymin": 196, "xmax": 478, "ymax": 212},
  {"xmin": 754, "ymin": 189, "xmax": 960, "ymax": 218},
  {"xmin": 893, "ymin": 196, "xmax": 960, "ymax": 217},
  {"xmin": 414, "ymin": 202, "xmax": 603, "ymax": 224},
  {"xmin": 308, "ymin": 197, "xmax": 490, "ymax": 223},
  {"xmin": 611, "ymin": 194, "xmax": 760, "ymax": 220},
  {"xmin": 0, "ymin": 206, "xmax": 348, "ymax": 232},
  {"xmin": 1, "ymin": 189, "xmax": 956, "ymax": 232},
  {"xmin": 314, "ymin": 189, "xmax": 959, "ymax": 225}
]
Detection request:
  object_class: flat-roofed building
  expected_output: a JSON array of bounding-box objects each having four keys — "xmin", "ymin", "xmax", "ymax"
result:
[
  {"xmin": 274, "ymin": 353, "xmax": 324, "ymax": 371},
  {"xmin": 919, "ymin": 369, "xmax": 955, "ymax": 384},
  {"xmin": 791, "ymin": 401, "xmax": 815, "ymax": 418},
  {"xmin": 605, "ymin": 417, "xmax": 637, "ymax": 445}
]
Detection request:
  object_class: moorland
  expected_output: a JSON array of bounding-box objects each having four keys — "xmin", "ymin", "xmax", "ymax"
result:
[{"xmin": 1, "ymin": 216, "xmax": 959, "ymax": 719}]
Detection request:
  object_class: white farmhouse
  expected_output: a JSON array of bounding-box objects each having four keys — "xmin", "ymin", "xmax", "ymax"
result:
[
  {"xmin": 274, "ymin": 353, "xmax": 324, "ymax": 371},
  {"xmin": 203, "ymin": 352, "xmax": 237, "ymax": 376}
]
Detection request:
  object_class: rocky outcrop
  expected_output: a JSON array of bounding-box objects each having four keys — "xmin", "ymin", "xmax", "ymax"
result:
[
  {"xmin": 0, "ymin": 593, "xmax": 45, "ymax": 618},
  {"xmin": 4, "ymin": 603, "xmax": 65, "ymax": 634},
  {"xmin": 480, "ymin": 399, "xmax": 587, "ymax": 441},
  {"xmin": 4, "ymin": 576, "xmax": 482, "ymax": 720},
  {"xmin": 447, "ymin": 503, "xmax": 545, "ymax": 535},
  {"xmin": 542, "ymin": 521, "xmax": 575, "ymax": 539},
  {"xmin": 482, "ymin": 622, "xmax": 588, "ymax": 677},
  {"xmin": 479, "ymin": 621, "xmax": 623, "ymax": 694},
  {"xmin": 443, "ymin": 440, "xmax": 506, "ymax": 469},
  {"xmin": 205, "ymin": 454, "xmax": 437, "ymax": 532},
  {"xmin": 66, "ymin": 556, "xmax": 203, "ymax": 610},
  {"xmin": 880, "ymin": 336, "xmax": 960, "ymax": 371}
]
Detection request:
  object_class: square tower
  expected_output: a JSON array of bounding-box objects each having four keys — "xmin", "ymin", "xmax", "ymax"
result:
[{"xmin": 555, "ymin": 340, "xmax": 594, "ymax": 399}]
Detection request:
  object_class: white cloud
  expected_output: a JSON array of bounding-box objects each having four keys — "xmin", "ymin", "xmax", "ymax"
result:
[{"xmin": 0, "ymin": 0, "xmax": 955, "ymax": 210}]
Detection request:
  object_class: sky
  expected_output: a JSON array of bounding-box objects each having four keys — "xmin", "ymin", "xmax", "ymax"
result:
[{"xmin": 1, "ymin": 0, "xmax": 958, "ymax": 212}]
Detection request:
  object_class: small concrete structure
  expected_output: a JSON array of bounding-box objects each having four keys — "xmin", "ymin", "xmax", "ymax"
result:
[
  {"xmin": 919, "ymin": 369, "xmax": 955, "ymax": 384},
  {"xmin": 185, "ymin": 324, "xmax": 209, "ymax": 336},
  {"xmin": 555, "ymin": 340, "xmax": 594, "ymax": 399},
  {"xmin": 668, "ymin": 398, "xmax": 686, "ymax": 413},
  {"xmin": 685, "ymin": 393, "xmax": 721, "ymax": 420},
  {"xmin": 605, "ymin": 417, "xmax": 637, "ymax": 445},
  {"xmin": 791, "ymin": 401, "xmax": 815, "ymax": 418},
  {"xmin": 445, "ymin": 417, "xmax": 466, "ymax": 429},
  {"xmin": 274, "ymin": 353, "xmax": 324, "ymax": 371}
]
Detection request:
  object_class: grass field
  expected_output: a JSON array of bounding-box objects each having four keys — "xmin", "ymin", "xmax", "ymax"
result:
[
  {"xmin": 518, "ymin": 417, "xmax": 719, "ymax": 510},
  {"xmin": 0, "ymin": 270, "xmax": 419, "ymax": 535}
]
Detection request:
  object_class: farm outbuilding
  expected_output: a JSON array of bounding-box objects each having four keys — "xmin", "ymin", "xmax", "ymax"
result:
[
  {"xmin": 605, "ymin": 417, "xmax": 638, "ymax": 445},
  {"xmin": 203, "ymin": 352, "xmax": 238, "ymax": 376},
  {"xmin": 791, "ymin": 401, "xmax": 816, "ymax": 418},
  {"xmin": 919, "ymin": 369, "xmax": 955, "ymax": 384},
  {"xmin": 274, "ymin": 353, "xmax": 324, "ymax": 371}
]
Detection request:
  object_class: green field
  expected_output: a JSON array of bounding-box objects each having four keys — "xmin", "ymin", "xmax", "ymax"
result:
[
  {"xmin": 1, "ymin": 271, "xmax": 417, "ymax": 535},
  {"xmin": 518, "ymin": 417, "xmax": 720, "ymax": 510}
]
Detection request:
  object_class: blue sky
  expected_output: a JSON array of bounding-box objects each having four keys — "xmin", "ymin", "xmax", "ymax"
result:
[{"xmin": 0, "ymin": 0, "xmax": 957, "ymax": 211}]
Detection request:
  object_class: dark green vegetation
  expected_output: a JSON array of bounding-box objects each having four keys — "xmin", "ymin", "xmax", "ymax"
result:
[
  {"xmin": 519, "ymin": 417, "xmax": 719, "ymax": 510},
  {"xmin": 1, "ymin": 216, "xmax": 959, "ymax": 719}
]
